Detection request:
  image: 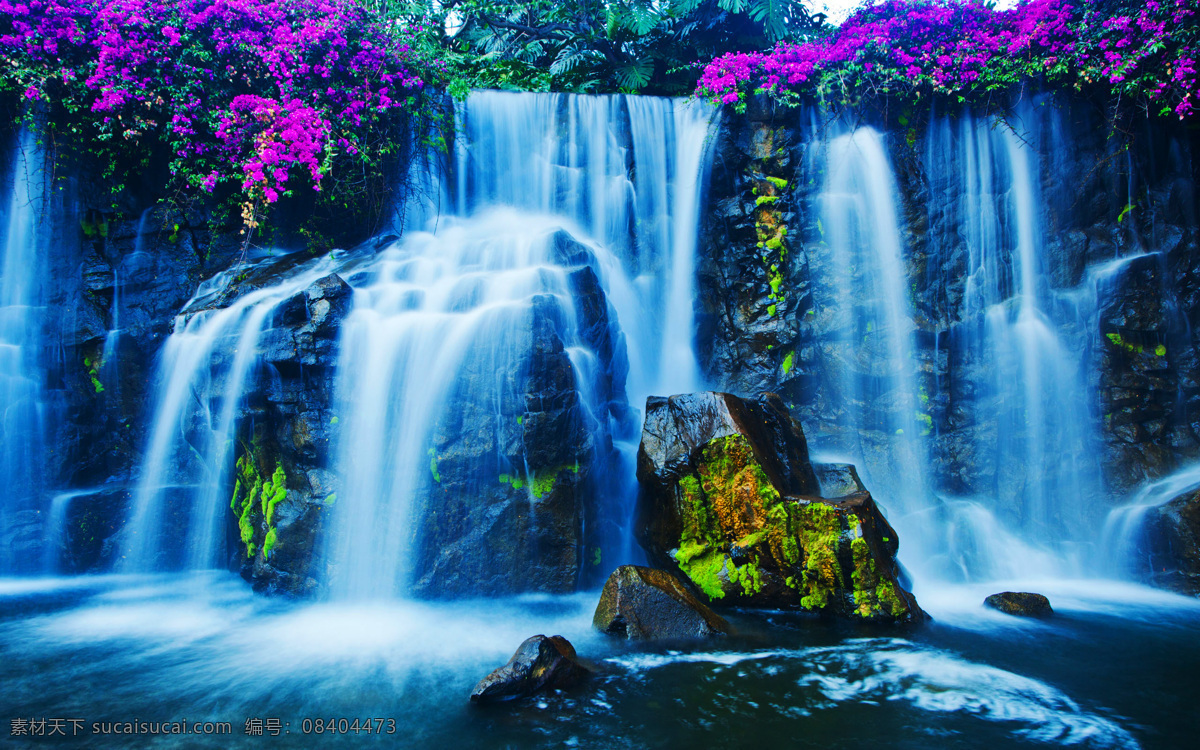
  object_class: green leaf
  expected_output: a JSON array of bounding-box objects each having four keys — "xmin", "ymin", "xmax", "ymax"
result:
[{"xmin": 615, "ymin": 58, "xmax": 654, "ymax": 91}]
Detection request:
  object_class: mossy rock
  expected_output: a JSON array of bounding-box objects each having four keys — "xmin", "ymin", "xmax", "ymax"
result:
[{"xmin": 635, "ymin": 391, "xmax": 925, "ymax": 624}]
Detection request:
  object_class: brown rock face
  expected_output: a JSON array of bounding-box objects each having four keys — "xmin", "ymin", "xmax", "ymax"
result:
[
  {"xmin": 469, "ymin": 635, "xmax": 589, "ymax": 703},
  {"xmin": 635, "ymin": 392, "xmax": 925, "ymax": 624},
  {"xmin": 593, "ymin": 565, "xmax": 732, "ymax": 640},
  {"xmin": 984, "ymin": 592, "xmax": 1054, "ymax": 617}
]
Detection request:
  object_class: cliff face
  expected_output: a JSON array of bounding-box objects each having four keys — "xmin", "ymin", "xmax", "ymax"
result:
[{"xmin": 697, "ymin": 95, "xmax": 1200, "ymax": 537}]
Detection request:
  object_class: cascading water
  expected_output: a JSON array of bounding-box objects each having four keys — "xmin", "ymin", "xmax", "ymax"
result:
[
  {"xmin": 816, "ymin": 125, "xmax": 930, "ymax": 495},
  {"xmin": 0, "ymin": 129, "xmax": 48, "ymax": 573},
  {"xmin": 327, "ymin": 92, "xmax": 716, "ymax": 598},
  {"xmin": 121, "ymin": 254, "xmax": 338, "ymax": 572},
  {"xmin": 893, "ymin": 108, "xmax": 1105, "ymax": 583},
  {"xmin": 1100, "ymin": 462, "xmax": 1200, "ymax": 579}
]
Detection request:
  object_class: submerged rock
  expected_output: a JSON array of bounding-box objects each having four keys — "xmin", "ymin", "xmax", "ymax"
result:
[
  {"xmin": 1144, "ymin": 488, "xmax": 1200, "ymax": 596},
  {"xmin": 593, "ymin": 565, "xmax": 731, "ymax": 640},
  {"xmin": 983, "ymin": 592, "xmax": 1054, "ymax": 617},
  {"xmin": 470, "ymin": 635, "xmax": 589, "ymax": 703},
  {"xmin": 636, "ymin": 392, "xmax": 925, "ymax": 624}
]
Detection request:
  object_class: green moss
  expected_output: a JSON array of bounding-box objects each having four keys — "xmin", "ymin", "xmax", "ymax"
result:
[
  {"xmin": 768, "ymin": 269, "xmax": 783, "ymax": 298},
  {"xmin": 84, "ymin": 356, "xmax": 105, "ymax": 393},
  {"xmin": 1105, "ymin": 332, "xmax": 1143, "ymax": 354},
  {"xmin": 793, "ymin": 501, "xmax": 843, "ymax": 611},
  {"xmin": 263, "ymin": 527, "xmax": 277, "ymax": 560},
  {"xmin": 261, "ymin": 462, "xmax": 287, "ymax": 525},
  {"xmin": 329, "ymin": 416, "xmax": 339, "ymax": 425},
  {"xmin": 592, "ymin": 548, "xmax": 602, "ymax": 566},
  {"xmin": 765, "ymin": 176, "xmax": 788, "ymax": 189},
  {"xmin": 781, "ymin": 350, "xmax": 794, "ymax": 375},
  {"xmin": 530, "ymin": 469, "xmax": 557, "ymax": 499},
  {"xmin": 767, "ymin": 303, "xmax": 777, "ymax": 316},
  {"xmin": 726, "ymin": 557, "xmax": 764, "ymax": 596},
  {"xmin": 755, "ymin": 194, "xmax": 779, "ymax": 206},
  {"xmin": 849, "ymin": 532, "xmax": 908, "ymax": 619},
  {"xmin": 427, "ymin": 448, "xmax": 441, "ymax": 483},
  {"xmin": 765, "ymin": 237, "xmax": 784, "ymax": 251},
  {"xmin": 674, "ymin": 540, "xmax": 727, "ymax": 600},
  {"xmin": 1155, "ymin": 344, "xmax": 1167, "ymax": 357},
  {"xmin": 916, "ymin": 412, "xmax": 933, "ymax": 436},
  {"xmin": 516, "ymin": 415, "xmax": 523, "ymax": 425}
]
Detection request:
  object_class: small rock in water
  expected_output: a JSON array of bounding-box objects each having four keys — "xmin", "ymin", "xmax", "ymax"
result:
[
  {"xmin": 593, "ymin": 565, "xmax": 732, "ymax": 640},
  {"xmin": 469, "ymin": 635, "xmax": 589, "ymax": 703},
  {"xmin": 983, "ymin": 592, "xmax": 1053, "ymax": 617}
]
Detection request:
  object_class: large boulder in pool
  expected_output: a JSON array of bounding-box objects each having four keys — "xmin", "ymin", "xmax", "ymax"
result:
[
  {"xmin": 984, "ymin": 592, "xmax": 1053, "ymax": 617},
  {"xmin": 1144, "ymin": 487, "xmax": 1200, "ymax": 596},
  {"xmin": 635, "ymin": 392, "xmax": 925, "ymax": 624},
  {"xmin": 470, "ymin": 635, "xmax": 589, "ymax": 703},
  {"xmin": 593, "ymin": 565, "xmax": 731, "ymax": 640}
]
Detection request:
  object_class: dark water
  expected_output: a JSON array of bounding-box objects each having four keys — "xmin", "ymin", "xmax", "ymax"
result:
[{"xmin": 1, "ymin": 574, "xmax": 1197, "ymax": 749}]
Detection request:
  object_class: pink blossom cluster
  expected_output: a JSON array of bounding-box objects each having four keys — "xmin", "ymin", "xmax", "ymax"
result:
[
  {"xmin": 698, "ymin": 0, "xmax": 1199, "ymax": 120},
  {"xmin": 0, "ymin": 0, "xmax": 434, "ymax": 203}
]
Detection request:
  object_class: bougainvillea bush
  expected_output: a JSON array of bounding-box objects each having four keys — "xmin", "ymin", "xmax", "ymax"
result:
[
  {"xmin": 698, "ymin": 0, "xmax": 1199, "ymax": 120},
  {"xmin": 0, "ymin": 0, "xmax": 440, "ymax": 228}
]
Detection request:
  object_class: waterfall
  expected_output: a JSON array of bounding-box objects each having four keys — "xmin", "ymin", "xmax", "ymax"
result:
[
  {"xmin": 909, "ymin": 106, "xmax": 1118, "ymax": 582},
  {"xmin": 0, "ymin": 129, "xmax": 48, "ymax": 573},
  {"xmin": 121, "ymin": 254, "xmax": 338, "ymax": 572},
  {"xmin": 325, "ymin": 92, "xmax": 716, "ymax": 598},
  {"xmin": 809, "ymin": 124, "xmax": 936, "ymax": 585},
  {"xmin": 1100, "ymin": 462, "xmax": 1200, "ymax": 579},
  {"xmin": 115, "ymin": 93, "xmax": 716, "ymax": 592}
]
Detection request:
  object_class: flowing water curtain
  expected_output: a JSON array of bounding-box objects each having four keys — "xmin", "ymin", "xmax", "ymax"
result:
[
  {"xmin": 0, "ymin": 129, "xmax": 49, "ymax": 574},
  {"xmin": 326, "ymin": 92, "xmax": 717, "ymax": 597},
  {"xmin": 120, "ymin": 258, "xmax": 338, "ymax": 572},
  {"xmin": 916, "ymin": 105, "xmax": 1105, "ymax": 580},
  {"xmin": 813, "ymin": 123, "xmax": 932, "ymax": 507}
]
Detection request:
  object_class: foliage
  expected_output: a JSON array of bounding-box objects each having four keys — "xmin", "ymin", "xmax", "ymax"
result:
[
  {"xmin": 435, "ymin": 0, "xmax": 825, "ymax": 95},
  {"xmin": 0, "ymin": 0, "xmax": 441, "ymax": 228},
  {"xmin": 697, "ymin": 0, "xmax": 1199, "ymax": 120}
]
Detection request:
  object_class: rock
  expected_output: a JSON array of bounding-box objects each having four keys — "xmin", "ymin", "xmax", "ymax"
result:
[
  {"xmin": 637, "ymin": 392, "xmax": 820, "ymax": 497},
  {"xmin": 983, "ymin": 592, "xmax": 1054, "ymax": 617},
  {"xmin": 593, "ymin": 565, "xmax": 731, "ymax": 640},
  {"xmin": 1144, "ymin": 487, "xmax": 1200, "ymax": 596},
  {"xmin": 469, "ymin": 635, "xmax": 589, "ymax": 703},
  {"xmin": 636, "ymin": 392, "xmax": 925, "ymax": 624},
  {"xmin": 813, "ymin": 462, "xmax": 867, "ymax": 498}
]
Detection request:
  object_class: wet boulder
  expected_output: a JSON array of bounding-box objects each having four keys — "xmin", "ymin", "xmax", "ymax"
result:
[
  {"xmin": 593, "ymin": 565, "xmax": 731, "ymax": 640},
  {"xmin": 470, "ymin": 635, "xmax": 589, "ymax": 703},
  {"xmin": 636, "ymin": 392, "xmax": 925, "ymax": 624},
  {"xmin": 984, "ymin": 592, "xmax": 1054, "ymax": 617}
]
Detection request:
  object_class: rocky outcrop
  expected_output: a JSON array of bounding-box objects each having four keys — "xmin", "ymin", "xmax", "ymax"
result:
[
  {"xmin": 593, "ymin": 565, "xmax": 731, "ymax": 640},
  {"xmin": 470, "ymin": 635, "xmax": 589, "ymax": 703},
  {"xmin": 405, "ymin": 230, "xmax": 629, "ymax": 598},
  {"xmin": 224, "ymin": 269, "xmax": 352, "ymax": 596},
  {"xmin": 636, "ymin": 391, "xmax": 924, "ymax": 623},
  {"xmin": 984, "ymin": 592, "xmax": 1054, "ymax": 617},
  {"xmin": 1144, "ymin": 487, "xmax": 1200, "ymax": 595}
]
